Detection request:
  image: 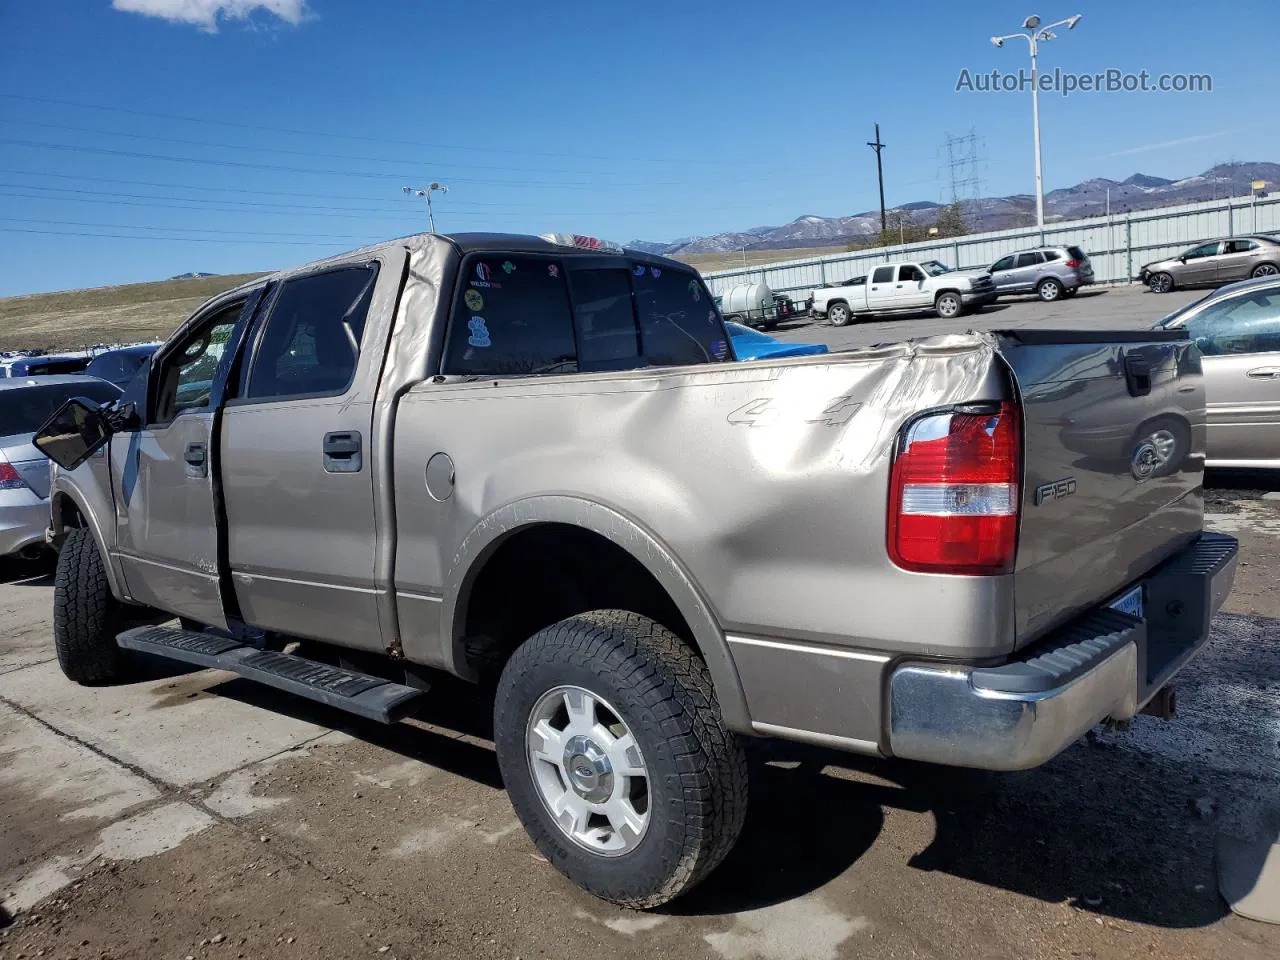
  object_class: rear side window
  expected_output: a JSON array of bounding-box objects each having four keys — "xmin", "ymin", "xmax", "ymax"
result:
[
  {"xmin": 1042, "ymin": 249, "xmax": 1061, "ymax": 261},
  {"xmin": 246, "ymin": 265, "xmax": 378, "ymax": 400},
  {"xmin": 444, "ymin": 256, "xmax": 578, "ymax": 376},
  {"xmin": 631, "ymin": 264, "xmax": 729, "ymax": 365},
  {"xmin": 871, "ymin": 266, "xmax": 893, "ymax": 283},
  {"xmin": 567, "ymin": 269, "xmax": 640, "ymax": 370},
  {"xmin": 1066, "ymin": 246, "xmax": 1087, "ymax": 261},
  {"xmin": 1015, "ymin": 252, "xmax": 1044, "ymax": 267}
]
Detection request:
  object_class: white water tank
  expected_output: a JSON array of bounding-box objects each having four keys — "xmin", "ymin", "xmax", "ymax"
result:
[{"xmin": 718, "ymin": 282, "xmax": 775, "ymax": 328}]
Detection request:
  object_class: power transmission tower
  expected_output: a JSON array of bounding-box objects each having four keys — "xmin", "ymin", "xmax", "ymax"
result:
[
  {"xmin": 943, "ymin": 129, "xmax": 983, "ymax": 206},
  {"xmin": 867, "ymin": 123, "xmax": 887, "ymax": 234}
]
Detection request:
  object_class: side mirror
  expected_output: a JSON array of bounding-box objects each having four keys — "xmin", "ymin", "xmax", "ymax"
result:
[{"xmin": 33, "ymin": 398, "xmax": 114, "ymax": 471}]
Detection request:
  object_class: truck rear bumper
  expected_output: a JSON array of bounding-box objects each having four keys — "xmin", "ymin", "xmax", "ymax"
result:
[{"xmin": 887, "ymin": 532, "xmax": 1238, "ymax": 771}]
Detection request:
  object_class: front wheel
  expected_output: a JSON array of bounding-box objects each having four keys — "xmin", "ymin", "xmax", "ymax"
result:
[
  {"xmin": 494, "ymin": 611, "xmax": 748, "ymax": 908},
  {"xmin": 1148, "ymin": 272, "xmax": 1175, "ymax": 294},
  {"xmin": 827, "ymin": 302, "xmax": 852, "ymax": 327},
  {"xmin": 935, "ymin": 292, "xmax": 962, "ymax": 319},
  {"xmin": 53, "ymin": 527, "xmax": 130, "ymax": 683}
]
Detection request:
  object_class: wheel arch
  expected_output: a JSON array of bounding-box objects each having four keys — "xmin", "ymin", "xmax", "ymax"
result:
[
  {"xmin": 49, "ymin": 482, "xmax": 125, "ymax": 599},
  {"xmin": 443, "ymin": 495, "xmax": 752, "ymax": 732}
]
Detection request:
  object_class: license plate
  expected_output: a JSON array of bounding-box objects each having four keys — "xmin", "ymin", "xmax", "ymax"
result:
[{"xmin": 1110, "ymin": 585, "xmax": 1144, "ymax": 620}]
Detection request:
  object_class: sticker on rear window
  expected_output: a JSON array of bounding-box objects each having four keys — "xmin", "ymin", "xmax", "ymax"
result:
[
  {"xmin": 502, "ymin": 261, "xmax": 515, "ymax": 274},
  {"xmin": 650, "ymin": 267, "xmax": 662, "ymax": 278},
  {"xmin": 548, "ymin": 264, "xmax": 559, "ymax": 279},
  {"xmin": 633, "ymin": 265, "xmax": 646, "ymax": 278},
  {"xmin": 467, "ymin": 317, "xmax": 492, "ymax": 348},
  {"xmin": 712, "ymin": 339, "xmax": 727, "ymax": 359},
  {"xmin": 689, "ymin": 279, "xmax": 701, "ymax": 301},
  {"xmin": 464, "ymin": 289, "xmax": 484, "ymax": 312}
]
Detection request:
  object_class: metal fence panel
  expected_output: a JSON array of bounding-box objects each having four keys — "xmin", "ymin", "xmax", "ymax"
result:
[{"xmin": 701, "ymin": 194, "xmax": 1280, "ymax": 299}]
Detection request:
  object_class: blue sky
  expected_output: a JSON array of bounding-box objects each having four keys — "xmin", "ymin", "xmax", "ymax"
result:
[{"xmin": 0, "ymin": 0, "xmax": 1277, "ymax": 295}]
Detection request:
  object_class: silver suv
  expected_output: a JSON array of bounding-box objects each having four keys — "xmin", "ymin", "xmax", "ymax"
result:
[{"xmin": 989, "ymin": 245, "xmax": 1094, "ymax": 302}]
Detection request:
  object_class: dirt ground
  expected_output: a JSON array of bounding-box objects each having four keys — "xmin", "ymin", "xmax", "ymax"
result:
[
  {"xmin": 1, "ymin": 479, "xmax": 1277, "ymax": 960},
  {"xmin": 2, "ymin": 287, "xmax": 1279, "ymax": 959}
]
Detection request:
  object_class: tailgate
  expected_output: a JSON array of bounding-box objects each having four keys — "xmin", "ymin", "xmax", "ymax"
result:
[{"xmin": 996, "ymin": 330, "xmax": 1204, "ymax": 647}]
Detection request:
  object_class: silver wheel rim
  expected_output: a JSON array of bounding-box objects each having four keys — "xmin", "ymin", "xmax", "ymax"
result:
[
  {"xmin": 831, "ymin": 305, "xmax": 848, "ymax": 324},
  {"xmin": 1255, "ymin": 264, "xmax": 1278, "ymax": 277},
  {"xmin": 1041, "ymin": 281, "xmax": 1059, "ymax": 300},
  {"xmin": 526, "ymin": 685, "xmax": 649, "ymax": 857},
  {"xmin": 1149, "ymin": 428, "xmax": 1178, "ymax": 463},
  {"xmin": 939, "ymin": 296, "xmax": 959, "ymax": 317},
  {"xmin": 1153, "ymin": 275, "xmax": 1170, "ymax": 293}
]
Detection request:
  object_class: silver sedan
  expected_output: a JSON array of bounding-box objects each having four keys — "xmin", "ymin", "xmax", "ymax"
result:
[
  {"xmin": 1155, "ymin": 275, "xmax": 1280, "ymax": 468},
  {"xmin": 1, "ymin": 375, "xmax": 121, "ymax": 558}
]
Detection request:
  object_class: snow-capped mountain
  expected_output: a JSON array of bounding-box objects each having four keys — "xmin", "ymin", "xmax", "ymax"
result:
[{"xmin": 632, "ymin": 163, "xmax": 1280, "ymax": 256}]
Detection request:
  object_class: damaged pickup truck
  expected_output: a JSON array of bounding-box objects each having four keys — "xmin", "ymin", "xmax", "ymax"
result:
[{"xmin": 36, "ymin": 232, "xmax": 1237, "ymax": 908}]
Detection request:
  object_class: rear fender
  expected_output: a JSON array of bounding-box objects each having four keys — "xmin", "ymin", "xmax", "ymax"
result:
[{"xmin": 443, "ymin": 495, "xmax": 752, "ymax": 733}]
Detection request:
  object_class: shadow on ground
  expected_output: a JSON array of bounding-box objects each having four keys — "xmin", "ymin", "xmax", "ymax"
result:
[{"xmin": 152, "ymin": 613, "xmax": 1278, "ymax": 930}]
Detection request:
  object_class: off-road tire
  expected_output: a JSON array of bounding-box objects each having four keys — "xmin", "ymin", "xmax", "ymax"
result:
[
  {"xmin": 827, "ymin": 301, "xmax": 852, "ymax": 326},
  {"xmin": 494, "ymin": 610, "xmax": 748, "ymax": 908},
  {"xmin": 53, "ymin": 527, "xmax": 128, "ymax": 683}
]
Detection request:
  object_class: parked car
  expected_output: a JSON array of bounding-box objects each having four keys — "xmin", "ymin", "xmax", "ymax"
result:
[
  {"xmin": 3, "ymin": 353, "xmax": 91, "ymax": 377},
  {"xmin": 1, "ymin": 375, "xmax": 121, "ymax": 558},
  {"xmin": 988, "ymin": 245, "xmax": 1094, "ymax": 301},
  {"xmin": 84, "ymin": 344, "xmax": 159, "ymax": 388},
  {"xmin": 37, "ymin": 231, "xmax": 1234, "ymax": 909},
  {"xmin": 1154, "ymin": 274, "xmax": 1280, "ymax": 467},
  {"xmin": 810, "ymin": 260, "xmax": 997, "ymax": 325},
  {"xmin": 1140, "ymin": 235, "xmax": 1280, "ymax": 293},
  {"xmin": 725, "ymin": 321, "xmax": 829, "ymax": 360}
]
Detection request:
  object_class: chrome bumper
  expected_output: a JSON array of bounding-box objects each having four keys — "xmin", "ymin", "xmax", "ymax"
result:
[{"xmin": 888, "ymin": 533, "xmax": 1238, "ymax": 771}]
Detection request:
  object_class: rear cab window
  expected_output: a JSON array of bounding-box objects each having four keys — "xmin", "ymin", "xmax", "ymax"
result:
[{"xmin": 443, "ymin": 253, "xmax": 731, "ymax": 376}]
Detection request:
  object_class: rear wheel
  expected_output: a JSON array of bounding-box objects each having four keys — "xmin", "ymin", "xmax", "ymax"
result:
[
  {"xmin": 1148, "ymin": 272, "xmax": 1175, "ymax": 294},
  {"xmin": 1251, "ymin": 263, "xmax": 1279, "ymax": 279},
  {"xmin": 935, "ymin": 292, "xmax": 962, "ymax": 319},
  {"xmin": 827, "ymin": 302, "xmax": 852, "ymax": 327},
  {"xmin": 53, "ymin": 528, "xmax": 130, "ymax": 683},
  {"xmin": 1037, "ymin": 278, "xmax": 1063, "ymax": 302},
  {"xmin": 494, "ymin": 610, "xmax": 748, "ymax": 908}
]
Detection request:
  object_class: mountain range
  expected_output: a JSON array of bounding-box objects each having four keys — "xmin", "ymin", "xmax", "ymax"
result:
[{"xmin": 630, "ymin": 163, "xmax": 1280, "ymax": 256}]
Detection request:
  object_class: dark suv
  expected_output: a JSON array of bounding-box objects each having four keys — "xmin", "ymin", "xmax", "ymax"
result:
[{"xmin": 988, "ymin": 245, "xmax": 1094, "ymax": 302}]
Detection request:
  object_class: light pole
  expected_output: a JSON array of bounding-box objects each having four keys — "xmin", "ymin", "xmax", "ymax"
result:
[
  {"xmin": 991, "ymin": 13, "xmax": 1082, "ymax": 239},
  {"xmin": 402, "ymin": 182, "xmax": 448, "ymax": 232}
]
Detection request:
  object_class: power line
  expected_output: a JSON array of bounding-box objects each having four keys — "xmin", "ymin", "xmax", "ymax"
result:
[
  {"xmin": 0, "ymin": 92, "xmax": 769, "ymax": 168},
  {"xmin": 0, "ymin": 227, "xmax": 352, "ymax": 246},
  {"xmin": 0, "ymin": 137, "xmax": 689, "ymax": 189},
  {"xmin": 2, "ymin": 216, "xmax": 369, "ymax": 241},
  {"xmin": 0, "ymin": 118, "xmax": 702, "ymax": 180}
]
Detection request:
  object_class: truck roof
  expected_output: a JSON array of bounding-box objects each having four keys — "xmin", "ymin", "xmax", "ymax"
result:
[{"xmin": 220, "ymin": 232, "xmax": 695, "ymax": 302}]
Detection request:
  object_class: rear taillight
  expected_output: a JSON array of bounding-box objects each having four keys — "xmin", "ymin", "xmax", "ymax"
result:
[
  {"xmin": 1065, "ymin": 260, "xmax": 1083, "ymax": 268},
  {"xmin": 0, "ymin": 462, "xmax": 29, "ymax": 490},
  {"xmin": 888, "ymin": 401, "xmax": 1021, "ymax": 575}
]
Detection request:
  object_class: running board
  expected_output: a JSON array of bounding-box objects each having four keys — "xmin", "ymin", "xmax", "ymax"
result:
[{"xmin": 116, "ymin": 625, "xmax": 426, "ymax": 723}]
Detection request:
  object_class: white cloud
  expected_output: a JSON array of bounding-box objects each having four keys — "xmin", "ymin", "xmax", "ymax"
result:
[{"xmin": 111, "ymin": 0, "xmax": 308, "ymax": 32}]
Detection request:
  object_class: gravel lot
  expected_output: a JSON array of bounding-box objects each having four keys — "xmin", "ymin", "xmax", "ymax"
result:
[{"xmin": 2, "ymin": 282, "xmax": 1278, "ymax": 960}]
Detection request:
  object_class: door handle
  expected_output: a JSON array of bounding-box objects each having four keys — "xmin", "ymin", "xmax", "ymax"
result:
[
  {"xmin": 184, "ymin": 441, "xmax": 207, "ymax": 478},
  {"xmin": 895, "ymin": 284, "xmax": 904, "ymax": 288},
  {"xmin": 323, "ymin": 431, "xmax": 362, "ymax": 473},
  {"xmin": 1247, "ymin": 367, "xmax": 1280, "ymax": 379}
]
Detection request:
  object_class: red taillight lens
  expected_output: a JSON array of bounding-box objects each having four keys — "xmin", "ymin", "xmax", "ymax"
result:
[
  {"xmin": 1065, "ymin": 260, "xmax": 1083, "ymax": 268},
  {"xmin": 888, "ymin": 402, "xmax": 1021, "ymax": 575},
  {"xmin": 0, "ymin": 462, "xmax": 29, "ymax": 490}
]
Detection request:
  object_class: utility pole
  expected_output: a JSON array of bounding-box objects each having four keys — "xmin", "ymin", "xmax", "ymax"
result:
[
  {"xmin": 402, "ymin": 182, "xmax": 448, "ymax": 232},
  {"xmin": 867, "ymin": 123, "xmax": 887, "ymax": 235}
]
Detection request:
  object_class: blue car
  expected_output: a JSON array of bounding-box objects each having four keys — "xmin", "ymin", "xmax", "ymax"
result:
[{"xmin": 725, "ymin": 322, "xmax": 829, "ymax": 361}]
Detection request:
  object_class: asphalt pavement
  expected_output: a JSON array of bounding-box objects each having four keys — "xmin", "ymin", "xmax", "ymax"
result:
[{"xmin": 2, "ymin": 282, "xmax": 1279, "ymax": 960}]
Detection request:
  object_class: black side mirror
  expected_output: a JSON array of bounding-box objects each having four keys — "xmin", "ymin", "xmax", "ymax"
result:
[{"xmin": 33, "ymin": 399, "xmax": 114, "ymax": 471}]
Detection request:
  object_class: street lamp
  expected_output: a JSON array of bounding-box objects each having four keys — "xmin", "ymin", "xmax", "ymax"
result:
[
  {"xmin": 402, "ymin": 182, "xmax": 449, "ymax": 232},
  {"xmin": 991, "ymin": 13, "xmax": 1083, "ymax": 238}
]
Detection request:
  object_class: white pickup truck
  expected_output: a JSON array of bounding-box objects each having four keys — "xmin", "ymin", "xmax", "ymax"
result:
[{"xmin": 811, "ymin": 259, "xmax": 998, "ymax": 326}]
